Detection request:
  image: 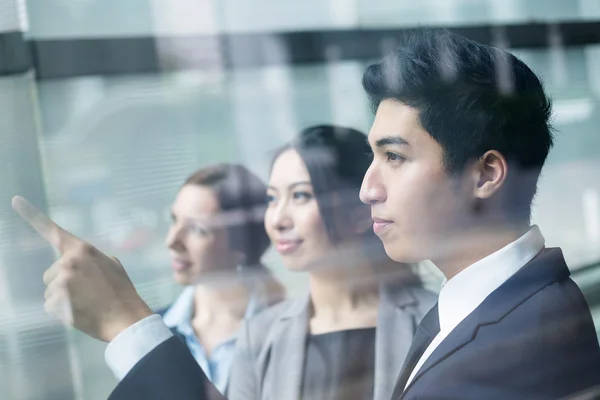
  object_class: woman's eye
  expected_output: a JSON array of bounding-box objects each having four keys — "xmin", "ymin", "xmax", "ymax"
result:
[
  {"xmin": 293, "ymin": 191, "xmax": 313, "ymax": 200},
  {"xmin": 266, "ymin": 194, "xmax": 276, "ymax": 204},
  {"xmin": 189, "ymin": 225, "xmax": 209, "ymax": 236}
]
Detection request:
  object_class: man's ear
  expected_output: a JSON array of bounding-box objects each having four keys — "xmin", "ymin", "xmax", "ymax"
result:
[{"xmin": 473, "ymin": 150, "xmax": 508, "ymax": 200}]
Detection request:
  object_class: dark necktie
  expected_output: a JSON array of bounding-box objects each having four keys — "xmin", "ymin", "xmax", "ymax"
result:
[{"xmin": 390, "ymin": 304, "xmax": 440, "ymax": 400}]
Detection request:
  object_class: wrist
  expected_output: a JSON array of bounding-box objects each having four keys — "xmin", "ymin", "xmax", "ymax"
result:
[{"xmin": 105, "ymin": 304, "xmax": 154, "ymax": 342}]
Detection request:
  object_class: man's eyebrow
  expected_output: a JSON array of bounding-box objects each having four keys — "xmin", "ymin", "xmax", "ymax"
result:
[{"xmin": 375, "ymin": 136, "xmax": 410, "ymax": 148}]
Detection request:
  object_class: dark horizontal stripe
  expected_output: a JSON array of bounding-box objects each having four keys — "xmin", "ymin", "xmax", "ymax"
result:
[
  {"xmin": 0, "ymin": 31, "xmax": 31, "ymax": 76},
  {"xmin": 582, "ymin": 281, "xmax": 600, "ymax": 309},
  {"xmin": 572, "ymin": 260, "xmax": 600, "ymax": 308},
  {"xmin": 572, "ymin": 260, "xmax": 600, "ymax": 278},
  {"xmin": 24, "ymin": 20, "xmax": 600, "ymax": 80},
  {"xmin": 29, "ymin": 36, "xmax": 162, "ymax": 79}
]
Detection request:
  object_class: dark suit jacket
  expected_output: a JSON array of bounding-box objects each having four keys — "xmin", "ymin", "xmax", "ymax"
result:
[
  {"xmin": 108, "ymin": 283, "xmax": 436, "ymax": 400},
  {"xmin": 111, "ymin": 309, "xmax": 230, "ymax": 400},
  {"xmin": 109, "ymin": 248, "xmax": 600, "ymax": 400},
  {"xmin": 156, "ymin": 308, "xmax": 224, "ymax": 399},
  {"xmin": 392, "ymin": 248, "xmax": 600, "ymax": 400}
]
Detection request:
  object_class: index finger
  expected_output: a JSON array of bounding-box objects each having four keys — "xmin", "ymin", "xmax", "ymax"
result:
[{"xmin": 12, "ymin": 196, "xmax": 76, "ymax": 252}]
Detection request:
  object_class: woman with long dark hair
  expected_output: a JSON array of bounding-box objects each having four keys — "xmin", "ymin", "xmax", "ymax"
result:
[{"xmin": 228, "ymin": 125, "xmax": 436, "ymax": 400}]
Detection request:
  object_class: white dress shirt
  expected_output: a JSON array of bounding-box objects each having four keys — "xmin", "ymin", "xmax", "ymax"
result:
[
  {"xmin": 405, "ymin": 225, "xmax": 545, "ymax": 388},
  {"xmin": 105, "ymin": 314, "xmax": 173, "ymax": 380},
  {"xmin": 105, "ymin": 280, "xmax": 266, "ymax": 381}
]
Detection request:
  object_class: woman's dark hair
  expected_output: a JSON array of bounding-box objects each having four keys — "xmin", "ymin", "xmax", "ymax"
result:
[
  {"xmin": 272, "ymin": 125, "xmax": 420, "ymax": 284},
  {"xmin": 273, "ymin": 125, "xmax": 371, "ymax": 244},
  {"xmin": 184, "ymin": 164, "xmax": 270, "ymax": 267}
]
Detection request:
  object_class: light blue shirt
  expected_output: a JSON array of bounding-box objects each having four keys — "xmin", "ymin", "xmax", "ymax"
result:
[
  {"xmin": 105, "ymin": 278, "xmax": 276, "ymax": 388},
  {"xmin": 161, "ymin": 286, "xmax": 259, "ymax": 395}
]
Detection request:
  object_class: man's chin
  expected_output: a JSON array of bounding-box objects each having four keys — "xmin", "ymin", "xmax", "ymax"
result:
[{"xmin": 382, "ymin": 242, "xmax": 416, "ymax": 264}]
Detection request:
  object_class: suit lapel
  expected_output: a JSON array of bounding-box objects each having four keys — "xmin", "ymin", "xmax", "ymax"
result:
[
  {"xmin": 399, "ymin": 248, "xmax": 570, "ymax": 398},
  {"xmin": 268, "ymin": 293, "xmax": 309, "ymax": 400},
  {"xmin": 392, "ymin": 305, "xmax": 439, "ymax": 399},
  {"xmin": 374, "ymin": 286, "xmax": 421, "ymax": 400},
  {"xmin": 400, "ymin": 309, "xmax": 474, "ymax": 396}
]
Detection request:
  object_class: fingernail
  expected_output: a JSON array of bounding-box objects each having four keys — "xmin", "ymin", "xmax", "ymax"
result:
[{"xmin": 12, "ymin": 196, "xmax": 25, "ymax": 210}]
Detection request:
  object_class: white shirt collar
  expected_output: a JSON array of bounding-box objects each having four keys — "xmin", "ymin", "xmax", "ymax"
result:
[
  {"xmin": 437, "ymin": 225, "xmax": 545, "ymax": 333},
  {"xmin": 162, "ymin": 286, "xmax": 196, "ymax": 329}
]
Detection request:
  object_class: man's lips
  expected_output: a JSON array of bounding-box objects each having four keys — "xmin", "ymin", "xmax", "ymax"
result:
[{"xmin": 372, "ymin": 217, "xmax": 393, "ymax": 235}]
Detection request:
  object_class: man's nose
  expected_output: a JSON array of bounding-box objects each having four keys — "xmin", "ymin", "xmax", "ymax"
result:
[{"xmin": 360, "ymin": 163, "xmax": 386, "ymax": 205}]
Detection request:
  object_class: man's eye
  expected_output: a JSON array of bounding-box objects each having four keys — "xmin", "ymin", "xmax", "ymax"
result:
[{"xmin": 386, "ymin": 152, "xmax": 405, "ymax": 162}]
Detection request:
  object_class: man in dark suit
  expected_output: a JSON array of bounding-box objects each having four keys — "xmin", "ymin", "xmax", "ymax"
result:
[
  {"xmin": 13, "ymin": 27, "xmax": 600, "ymax": 399},
  {"xmin": 359, "ymin": 28, "xmax": 600, "ymax": 399}
]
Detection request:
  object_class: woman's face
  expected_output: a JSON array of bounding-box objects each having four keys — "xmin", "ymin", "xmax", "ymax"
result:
[
  {"xmin": 265, "ymin": 149, "xmax": 338, "ymax": 271},
  {"xmin": 165, "ymin": 184, "xmax": 235, "ymax": 285}
]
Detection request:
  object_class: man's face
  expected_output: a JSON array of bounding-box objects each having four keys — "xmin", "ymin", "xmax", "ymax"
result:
[{"xmin": 360, "ymin": 99, "xmax": 475, "ymax": 264}]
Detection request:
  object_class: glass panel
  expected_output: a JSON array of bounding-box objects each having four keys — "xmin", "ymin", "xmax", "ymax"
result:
[
  {"xmin": 5, "ymin": 2, "xmax": 600, "ymax": 398},
  {"xmin": 357, "ymin": 0, "xmax": 600, "ymax": 28}
]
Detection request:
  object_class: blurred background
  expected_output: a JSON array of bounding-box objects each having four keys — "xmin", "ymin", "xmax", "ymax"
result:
[{"xmin": 1, "ymin": 0, "xmax": 600, "ymax": 399}]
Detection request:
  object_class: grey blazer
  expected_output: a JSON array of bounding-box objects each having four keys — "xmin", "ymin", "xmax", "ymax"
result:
[{"xmin": 228, "ymin": 284, "xmax": 437, "ymax": 400}]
